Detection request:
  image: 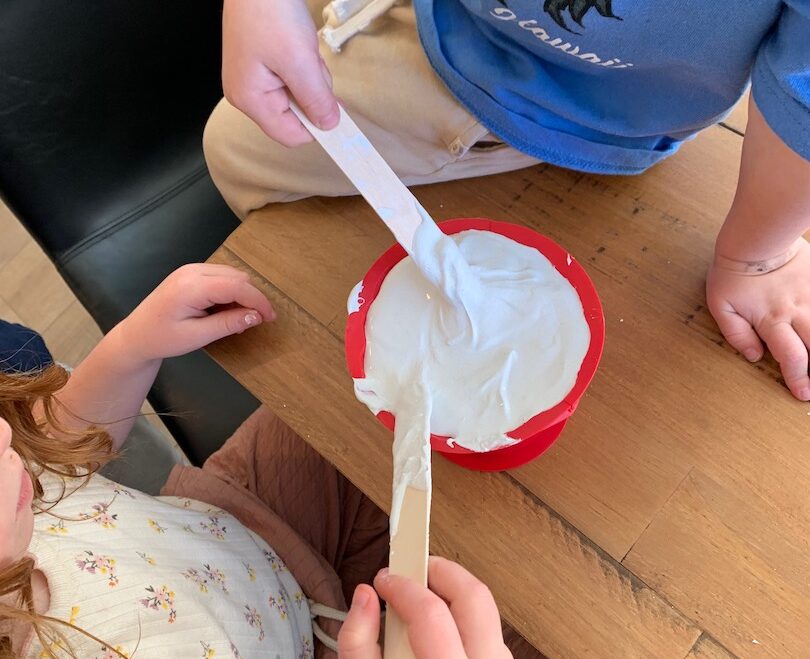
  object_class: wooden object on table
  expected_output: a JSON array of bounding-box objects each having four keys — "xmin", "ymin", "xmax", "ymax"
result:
[
  {"xmin": 207, "ymin": 119, "xmax": 810, "ymax": 658},
  {"xmin": 292, "ymin": 102, "xmax": 434, "ymax": 659},
  {"xmin": 385, "ymin": 486, "xmax": 430, "ymax": 659},
  {"xmin": 291, "ymin": 102, "xmax": 428, "ymax": 253}
]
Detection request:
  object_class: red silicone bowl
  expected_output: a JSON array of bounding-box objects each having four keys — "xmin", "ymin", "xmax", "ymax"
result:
[{"xmin": 345, "ymin": 218, "xmax": 605, "ymax": 471}]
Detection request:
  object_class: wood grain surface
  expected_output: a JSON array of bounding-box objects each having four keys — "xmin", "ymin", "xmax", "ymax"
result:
[{"xmin": 207, "ymin": 121, "xmax": 810, "ymax": 657}]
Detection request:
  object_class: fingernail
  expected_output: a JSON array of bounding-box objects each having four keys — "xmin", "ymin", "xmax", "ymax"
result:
[
  {"xmin": 244, "ymin": 312, "xmax": 260, "ymax": 327},
  {"xmin": 800, "ymin": 388, "xmax": 810, "ymax": 401},
  {"xmin": 375, "ymin": 568, "xmax": 390, "ymax": 584},
  {"xmin": 352, "ymin": 587, "xmax": 371, "ymax": 610},
  {"xmin": 743, "ymin": 349, "xmax": 760, "ymax": 362},
  {"xmin": 317, "ymin": 109, "xmax": 339, "ymax": 130}
]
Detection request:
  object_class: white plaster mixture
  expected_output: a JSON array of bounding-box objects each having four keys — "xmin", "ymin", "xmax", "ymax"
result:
[{"xmin": 352, "ymin": 223, "xmax": 590, "ymax": 533}]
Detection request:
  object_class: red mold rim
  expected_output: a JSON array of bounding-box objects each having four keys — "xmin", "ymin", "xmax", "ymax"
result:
[{"xmin": 345, "ymin": 218, "xmax": 605, "ymax": 466}]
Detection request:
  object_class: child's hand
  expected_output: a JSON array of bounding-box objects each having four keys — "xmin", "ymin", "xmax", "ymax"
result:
[
  {"xmin": 221, "ymin": 0, "xmax": 339, "ymax": 146},
  {"xmin": 338, "ymin": 557, "xmax": 510, "ymax": 659},
  {"xmin": 707, "ymin": 239, "xmax": 810, "ymax": 401},
  {"xmin": 119, "ymin": 264, "xmax": 276, "ymax": 363}
]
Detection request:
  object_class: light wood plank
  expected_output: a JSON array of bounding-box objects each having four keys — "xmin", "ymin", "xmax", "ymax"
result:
[
  {"xmin": 435, "ymin": 126, "xmax": 810, "ymax": 564},
  {"xmin": 0, "ymin": 296, "xmax": 23, "ymax": 325},
  {"xmin": 40, "ymin": 299, "xmax": 103, "ymax": 366},
  {"xmin": 229, "ymin": 195, "xmax": 699, "ymax": 558},
  {"xmin": 625, "ymin": 470, "xmax": 810, "ymax": 658},
  {"xmin": 207, "ymin": 120, "xmax": 810, "ymax": 655},
  {"xmin": 0, "ymin": 201, "xmax": 31, "ymax": 270},
  {"xmin": 207, "ymin": 246, "xmax": 702, "ymax": 658},
  {"xmin": 686, "ymin": 635, "xmax": 737, "ymax": 659},
  {"xmin": 0, "ymin": 241, "xmax": 74, "ymax": 329},
  {"xmin": 219, "ymin": 124, "xmax": 756, "ymax": 561}
]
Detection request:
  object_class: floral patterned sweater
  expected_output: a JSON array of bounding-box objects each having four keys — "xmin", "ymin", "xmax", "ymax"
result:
[{"xmin": 24, "ymin": 473, "xmax": 313, "ymax": 659}]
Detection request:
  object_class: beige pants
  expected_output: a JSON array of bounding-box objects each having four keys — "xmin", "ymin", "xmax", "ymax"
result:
[{"xmin": 203, "ymin": 0, "xmax": 540, "ymax": 219}]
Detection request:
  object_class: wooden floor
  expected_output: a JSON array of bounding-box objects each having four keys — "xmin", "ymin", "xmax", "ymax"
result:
[{"xmin": 0, "ymin": 202, "xmax": 104, "ymax": 365}]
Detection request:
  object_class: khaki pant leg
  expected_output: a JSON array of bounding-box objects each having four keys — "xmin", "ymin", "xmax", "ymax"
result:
[{"xmin": 203, "ymin": 0, "xmax": 539, "ymax": 219}]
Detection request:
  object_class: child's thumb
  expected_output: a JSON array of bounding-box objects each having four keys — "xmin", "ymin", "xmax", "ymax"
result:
[
  {"xmin": 338, "ymin": 585, "xmax": 382, "ymax": 659},
  {"xmin": 281, "ymin": 50, "xmax": 339, "ymax": 130}
]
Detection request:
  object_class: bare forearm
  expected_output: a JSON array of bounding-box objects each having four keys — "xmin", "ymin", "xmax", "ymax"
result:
[
  {"xmin": 51, "ymin": 322, "xmax": 161, "ymax": 451},
  {"xmin": 40, "ymin": 263, "xmax": 275, "ymax": 453},
  {"xmin": 715, "ymin": 96, "xmax": 810, "ymax": 262}
]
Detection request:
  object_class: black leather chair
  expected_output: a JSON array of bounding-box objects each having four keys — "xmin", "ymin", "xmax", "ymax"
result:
[{"xmin": 0, "ymin": 0, "xmax": 259, "ymax": 465}]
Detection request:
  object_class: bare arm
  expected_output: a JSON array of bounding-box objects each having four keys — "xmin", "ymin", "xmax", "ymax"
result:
[
  {"xmin": 715, "ymin": 96, "xmax": 810, "ymax": 262},
  {"xmin": 50, "ymin": 328, "xmax": 161, "ymax": 451},
  {"xmin": 47, "ymin": 264, "xmax": 275, "ymax": 451},
  {"xmin": 707, "ymin": 96, "xmax": 810, "ymax": 400}
]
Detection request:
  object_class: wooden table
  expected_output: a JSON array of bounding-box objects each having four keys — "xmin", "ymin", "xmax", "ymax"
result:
[{"xmin": 207, "ymin": 100, "xmax": 810, "ymax": 658}]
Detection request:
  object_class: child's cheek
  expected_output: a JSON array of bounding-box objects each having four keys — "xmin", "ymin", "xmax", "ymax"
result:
[
  {"xmin": 0, "ymin": 515, "xmax": 16, "ymax": 568},
  {"xmin": 0, "ymin": 508, "xmax": 34, "ymax": 569}
]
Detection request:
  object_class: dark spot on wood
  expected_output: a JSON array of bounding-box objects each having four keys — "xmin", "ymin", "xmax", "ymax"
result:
[
  {"xmin": 694, "ymin": 304, "xmax": 704, "ymax": 312},
  {"xmin": 597, "ymin": 246, "xmax": 606, "ymax": 254},
  {"xmin": 632, "ymin": 207, "xmax": 641, "ymax": 215},
  {"xmin": 685, "ymin": 314, "xmax": 695, "ymax": 322},
  {"xmin": 714, "ymin": 338, "xmax": 724, "ymax": 347},
  {"xmin": 641, "ymin": 246, "xmax": 648, "ymax": 252},
  {"xmin": 565, "ymin": 172, "xmax": 586, "ymax": 192}
]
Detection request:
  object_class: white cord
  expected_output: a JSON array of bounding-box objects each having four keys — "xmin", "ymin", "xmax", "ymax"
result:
[
  {"xmin": 309, "ymin": 601, "xmax": 349, "ymax": 652},
  {"xmin": 319, "ymin": 0, "xmax": 399, "ymax": 53}
]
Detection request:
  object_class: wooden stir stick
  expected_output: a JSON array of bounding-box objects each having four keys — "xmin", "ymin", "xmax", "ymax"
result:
[
  {"xmin": 291, "ymin": 102, "xmax": 431, "ymax": 659},
  {"xmin": 289, "ymin": 102, "xmax": 430, "ymax": 252}
]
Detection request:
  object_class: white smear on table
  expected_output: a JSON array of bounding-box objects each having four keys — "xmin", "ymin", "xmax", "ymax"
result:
[{"xmin": 347, "ymin": 281, "xmax": 365, "ymax": 314}]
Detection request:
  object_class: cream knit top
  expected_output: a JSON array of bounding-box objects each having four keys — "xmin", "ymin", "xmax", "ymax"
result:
[{"xmin": 24, "ymin": 473, "xmax": 313, "ymax": 659}]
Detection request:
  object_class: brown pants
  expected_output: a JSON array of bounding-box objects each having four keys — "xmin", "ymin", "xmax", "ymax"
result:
[{"xmin": 161, "ymin": 406, "xmax": 389, "ymax": 658}]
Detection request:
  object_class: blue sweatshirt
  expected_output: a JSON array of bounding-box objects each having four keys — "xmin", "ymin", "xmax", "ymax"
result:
[{"xmin": 414, "ymin": 0, "xmax": 810, "ymax": 174}]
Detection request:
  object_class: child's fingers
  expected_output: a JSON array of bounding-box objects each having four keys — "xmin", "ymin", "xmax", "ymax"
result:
[
  {"xmin": 425, "ymin": 557, "xmax": 508, "ymax": 659},
  {"xmin": 714, "ymin": 306, "xmax": 764, "ymax": 363},
  {"xmin": 759, "ymin": 321, "xmax": 810, "ymax": 401},
  {"xmin": 198, "ymin": 264, "xmax": 251, "ymax": 281},
  {"xmin": 337, "ymin": 585, "xmax": 383, "ymax": 659},
  {"xmin": 187, "ymin": 307, "xmax": 265, "ymax": 347},
  {"xmin": 279, "ymin": 47, "xmax": 339, "ymax": 130},
  {"xmin": 245, "ymin": 88, "xmax": 315, "ymax": 147},
  {"xmin": 792, "ymin": 316, "xmax": 810, "ymax": 360},
  {"xmin": 373, "ymin": 569, "xmax": 468, "ymax": 659},
  {"xmin": 193, "ymin": 276, "xmax": 276, "ymax": 322}
]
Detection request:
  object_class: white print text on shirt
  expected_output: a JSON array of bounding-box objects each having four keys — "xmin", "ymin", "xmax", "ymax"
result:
[{"xmin": 490, "ymin": 7, "xmax": 634, "ymax": 69}]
